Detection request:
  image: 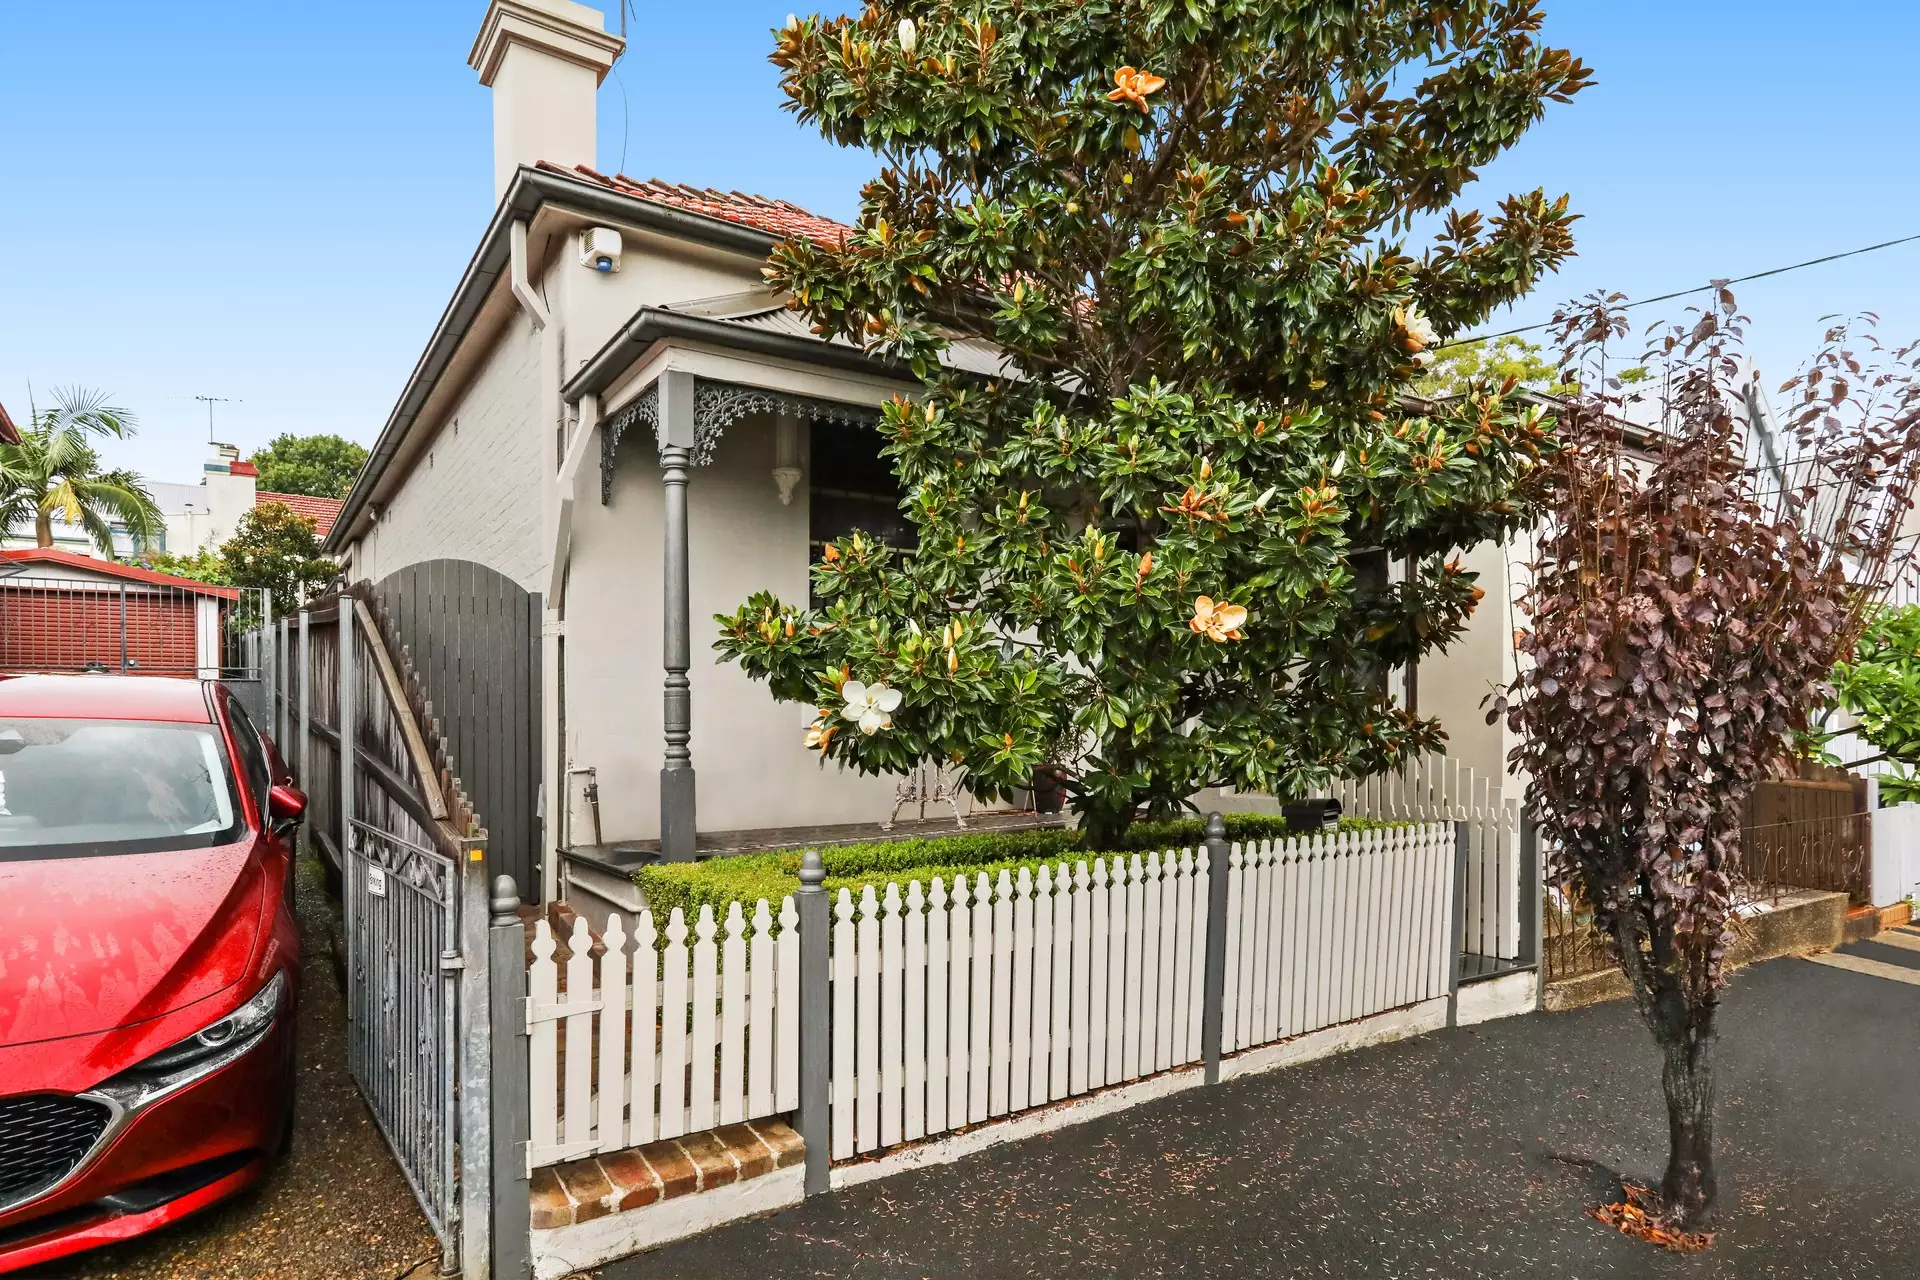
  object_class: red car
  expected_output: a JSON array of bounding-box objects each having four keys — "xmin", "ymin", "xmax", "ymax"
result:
[{"xmin": 0, "ymin": 675, "xmax": 303, "ymax": 1272}]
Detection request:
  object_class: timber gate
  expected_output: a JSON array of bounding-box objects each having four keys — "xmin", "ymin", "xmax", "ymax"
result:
[{"xmin": 370, "ymin": 559, "xmax": 543, "ymax": 901}]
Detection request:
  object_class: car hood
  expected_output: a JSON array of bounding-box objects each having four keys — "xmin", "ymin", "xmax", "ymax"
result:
[{"xmin": 0, "ymin": 841, "xmax": 264, "ymax": 1049}]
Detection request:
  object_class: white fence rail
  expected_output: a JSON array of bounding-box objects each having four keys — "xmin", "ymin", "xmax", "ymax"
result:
[
  {"xmin": 526, "ymin": 900, "xmax": 801, "ymax": 1169},
  {"xmin": 1335, "ymin": 755, "xmax": 1521, "ymax": 963}
]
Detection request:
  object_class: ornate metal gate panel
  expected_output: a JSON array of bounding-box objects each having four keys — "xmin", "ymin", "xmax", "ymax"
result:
[{"xmin": 346, "ymin": 819, "xmax": 461, "ymax": 1260}]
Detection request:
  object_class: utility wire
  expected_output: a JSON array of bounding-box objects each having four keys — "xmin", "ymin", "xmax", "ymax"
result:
[{"xmin": 1440, "ymin": 231, "xmax": 1920, "ymax": 350}]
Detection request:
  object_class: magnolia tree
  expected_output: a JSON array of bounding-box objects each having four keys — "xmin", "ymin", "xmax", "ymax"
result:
[
  {"xmin": 719, "ymin": 1, "xmax": 1592, "ymax": 845},
  {"xmin": 1496, "ymin": 296, "xmax": 1920, "ymax": 1231}
]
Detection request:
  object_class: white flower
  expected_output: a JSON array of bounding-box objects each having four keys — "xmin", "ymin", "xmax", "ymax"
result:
[
  {"xmin": 839, "ymin": 680, "xmax": 903, "ymax": 735},
  {"xmin": 898, "ymin": 17, "xmax": 917, "ymax": 54},
  {"xmin": 1396, "ymin": 305, "xmax": 1437, "ymax": 353}
]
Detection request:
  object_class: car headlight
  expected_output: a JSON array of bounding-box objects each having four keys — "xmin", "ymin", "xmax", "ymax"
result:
[{"xmin": 95, "ymin": 971, "xmax": 286, "ymax": 1111}]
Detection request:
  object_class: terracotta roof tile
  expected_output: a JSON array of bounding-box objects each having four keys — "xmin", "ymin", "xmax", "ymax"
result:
[
  {"xmin": 0, "ymin": 399, "xmax": 18, "ymax": 445},
  {"xmin": 537, "ymin": 162, "xmax": 850, "ymax": 244},
  {"xmin": 256, "ymin": 491, "xmax": 344, "ymax": 538}
]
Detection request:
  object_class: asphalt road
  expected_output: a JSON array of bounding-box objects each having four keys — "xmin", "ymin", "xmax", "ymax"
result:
[
  {"xmin": 611, "ymin": 950, "xmax": 1920, "ymax": 1280},
  {"xmin": 40, "ymin": 856, "xmax": 439, "ymax": 1280}
]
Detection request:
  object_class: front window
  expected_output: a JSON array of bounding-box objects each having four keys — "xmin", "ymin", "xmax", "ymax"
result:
[{"xmin": 0, "ymin": 718, "xmax": 245, "ymax": 860}]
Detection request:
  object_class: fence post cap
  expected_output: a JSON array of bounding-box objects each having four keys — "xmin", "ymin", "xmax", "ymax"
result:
[
  {"xmin": 490, "ymin": 875, "xmax": 521, "ymax": 924},
  {"xmin": 798, "ymin": 849, "xmax": 826, "ymax": 889},
  {"xmin": 1205, "ymin": 811, "xmax": 1228, "ymax": 842}
]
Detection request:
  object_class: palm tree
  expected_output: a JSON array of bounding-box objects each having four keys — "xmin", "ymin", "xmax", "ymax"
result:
[{"xmin": 0, "ymin": 387, "xmax": 163, "ymax": 556}]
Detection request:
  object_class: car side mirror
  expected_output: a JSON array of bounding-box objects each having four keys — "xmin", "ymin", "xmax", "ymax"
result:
[{"xmin": 268, "ymin": 783, "xmax": 307, "ymax": 836}]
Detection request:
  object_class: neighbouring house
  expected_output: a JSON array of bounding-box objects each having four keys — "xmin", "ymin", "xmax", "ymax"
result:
[
  {"xmin": 319, "ymin": 0, "xmax": 1539, "ymax": 916},
  {"xmin": 151, "ymin": 441, "xmax": 344, "ymax": 555},
  {"xmin": 0, "ymin": 547, "xmax": 241, "ymax": 677}
]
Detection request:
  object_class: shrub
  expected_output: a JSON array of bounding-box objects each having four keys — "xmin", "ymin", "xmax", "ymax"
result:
[{"xmin": 632, "ymin": 814, "xmax": 1407, "ymax": 923}]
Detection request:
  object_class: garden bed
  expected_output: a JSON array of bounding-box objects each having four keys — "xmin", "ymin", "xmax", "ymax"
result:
[{"xmin": 634, "ymin": 815, "xmax": 1408, "ymax": 919}]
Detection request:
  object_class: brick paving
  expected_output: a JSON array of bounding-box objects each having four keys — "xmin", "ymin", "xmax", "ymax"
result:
[{"xmin": 532, "ymin": 1120, "xmax": 804, "ymax": 1229}]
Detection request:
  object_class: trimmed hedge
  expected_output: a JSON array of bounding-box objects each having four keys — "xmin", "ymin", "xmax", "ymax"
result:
[{"xmin": 634, "ymin": 814, "xmax": 1410, "ymax": 923}]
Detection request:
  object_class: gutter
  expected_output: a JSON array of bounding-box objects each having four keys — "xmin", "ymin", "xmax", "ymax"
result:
[
  {"xmin": 325, "ymin": 165, "xmax": 782, "ymax": 554},
  {"xmin": 561, "ymin": 308, "xmax": 916, "ymax": 405}
]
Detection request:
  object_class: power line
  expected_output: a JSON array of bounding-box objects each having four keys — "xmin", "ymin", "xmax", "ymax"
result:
[{"xmin": 1441, "ymin": 230, "xmax": 1920, "ymax": 350}]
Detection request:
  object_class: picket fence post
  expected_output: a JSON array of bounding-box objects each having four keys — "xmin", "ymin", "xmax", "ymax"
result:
[
  {"xmin": 794, "ymin": 851, "xmax": 831, "ymax": 1197},
  {"xmin": 488, "ymin": 875, "xmax": 532, "ymax": 1280},
  {"xmin": 1200, "ymin": 812, "xmax": 1231, "ymax": 1084}
]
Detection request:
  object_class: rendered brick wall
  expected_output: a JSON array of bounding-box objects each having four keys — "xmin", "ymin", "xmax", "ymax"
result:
[{"xmin": 357, "ymin": 314, "xmax": 546, "ymax": 592}]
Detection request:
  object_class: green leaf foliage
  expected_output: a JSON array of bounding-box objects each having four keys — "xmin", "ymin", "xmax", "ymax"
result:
[
  {"xmin": 1831, "ymin": 603, "xmax": 1920, "ymax": 798},
  {"xmin": 720, "ymin": 2, "xmax": 1591, "ymax": 843},
  {"xmin": 635, "ymin": 814, "xmax": 1407, "ymax": 922},
  {"xmin": 220, "ymin": 502, "xmax": 338, "ymax": 615},
  {"xmin": 0, "ymin": 387, "xmax": 163, "ymax": 556},
  {"xmin": 248, "ymin": 433, "xmax": 368, "ymax": 500}
]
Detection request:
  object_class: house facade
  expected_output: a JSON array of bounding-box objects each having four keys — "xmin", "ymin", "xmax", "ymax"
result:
[{"xmin": 324, "ymin": 0, "xmax": 1525, "ymax": 908}]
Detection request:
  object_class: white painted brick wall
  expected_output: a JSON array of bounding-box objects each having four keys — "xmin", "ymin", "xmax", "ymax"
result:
[{"xmin": 358, "ymin": 316, "xmax": 547, "ymax": 591}]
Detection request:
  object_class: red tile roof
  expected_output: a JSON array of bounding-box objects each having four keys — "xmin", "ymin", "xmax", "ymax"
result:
[
  {"xmin": 228, "ymin": 459, "xmax": 259, "ymax": 477},
  {"xmin": 538, "ymin": 162, "xmax": 851, "ymax": 244},
  {"xmin": 256, "ymin": 491, "xmax": 344, "ymax": 537},
  {"xmin": 0, "ymin": 548, "xmax": 241, "ymax": 599},
  {"xmin": 0, "ymin": 399, "xmax": 17, "ymax": 445}
]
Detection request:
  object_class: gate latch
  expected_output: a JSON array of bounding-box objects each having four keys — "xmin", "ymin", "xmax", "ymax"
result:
[{"xmin": 439, "ymin": 950, "xmax": 465, "ymax": 973}]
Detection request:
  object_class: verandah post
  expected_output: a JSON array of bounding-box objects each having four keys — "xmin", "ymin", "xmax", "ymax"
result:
[
  {"xmin": 795, "ymin": 850, "xmax": 831, "ymax": 1195},
  {"xmin": 1200, "ymin": 812, "xmax": 1231, "ymax": 1085},
  {"xmin": 489, "ymin": 875, "xmax": 532, "ymax": 1280}
]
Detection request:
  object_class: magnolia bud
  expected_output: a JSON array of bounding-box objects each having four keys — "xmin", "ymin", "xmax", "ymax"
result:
[{"xmin": 898, "ymin": 17, "xmax": 917, "ymax": 54}]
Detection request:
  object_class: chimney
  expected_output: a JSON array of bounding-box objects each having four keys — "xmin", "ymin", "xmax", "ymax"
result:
[{"xmin": 469, "ymin": 0, "xmax": 625, "ymax": 201}]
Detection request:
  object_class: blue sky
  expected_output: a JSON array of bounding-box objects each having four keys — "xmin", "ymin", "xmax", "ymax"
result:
[{"xmin": 2, "ymin": 2, "xmax": 1915, "ymax": 483}]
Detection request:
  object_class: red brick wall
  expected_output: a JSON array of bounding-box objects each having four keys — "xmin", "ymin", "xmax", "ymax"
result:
[{"xmin": 0, "ymin": 586, "xmax": 207, "ymax": 674}]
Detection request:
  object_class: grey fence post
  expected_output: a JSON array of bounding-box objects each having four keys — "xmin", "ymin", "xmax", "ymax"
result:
[
  {"xmin": 1522, "ymin": 808, "xmax": 1546, "ymax": 1012},
  {"xmin": 795, "ymin": 850, "xmax": 831, "ymax": 1196},
  {"xmin": 339, "ymin": 600, "xmax": 357, "ymax": 1025},
  {"xmin": 458, "ymin": 837, "xmax": 492, "ymax": 1280},
  {"xmin": 297, "ymin": 611, "xmax": 311, "ymax": 784},
  {"xmin": 489, "ymin": 875, "xmax": 532, "ymax": 1280},
  {"xmin": 1446, "ymin": 820, "xmax": 1471, "ymax": 1028},
  {"xmin": 1200, "ymin": 812, "xmax": 1231, "ymax": 1085}
]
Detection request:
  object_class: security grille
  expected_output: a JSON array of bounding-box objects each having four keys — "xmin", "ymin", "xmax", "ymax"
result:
[{"xmin": 0, "ymin": 1094, "xmax": 111, "ymax": 1208}]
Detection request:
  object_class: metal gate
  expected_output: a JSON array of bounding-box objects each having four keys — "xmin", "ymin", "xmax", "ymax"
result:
[
  {"xmin": 346, "ymin": 819, "xmax": 460, "ymax": 1254},
  {"xmin": 286, "ymin": 588, "xmax": 494, "ymax": 1277}
]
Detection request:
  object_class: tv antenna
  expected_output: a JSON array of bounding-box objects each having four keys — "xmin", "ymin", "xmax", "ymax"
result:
[{"xmin": 192, "ymin": 395, "xmax": 238, "ymax": 443}]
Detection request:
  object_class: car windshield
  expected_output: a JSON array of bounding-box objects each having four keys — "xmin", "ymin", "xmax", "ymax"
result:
[{"xmin": 0, "ymin": 718, "xmax": 245, "ymax": 860}]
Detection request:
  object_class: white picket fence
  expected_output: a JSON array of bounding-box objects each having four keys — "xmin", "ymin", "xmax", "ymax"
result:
[
  {"xmin": 1220, "ymin": 823, "xmax": 1457, "ymax": 1052},
  {"xmin": 1335, "ymin": 754, "xmax": 1522, "ymax": 962},
  {"xmin": 829, "ymin": 821, "xmax": 1456, "ymax": 1160},
  {"xmin": 526, "ymin": 900, "xmax": 801, "ymax": 1169},
  {"xmin": 829, "ymin": 850, "xmax": 1209, "ymax": 1160},
  {"xmin": 528, "ymin": 822, "xmax": 1459, "ymax": 1172}
]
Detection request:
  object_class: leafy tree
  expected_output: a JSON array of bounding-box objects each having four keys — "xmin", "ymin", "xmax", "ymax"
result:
[
  {"xmin": 248, "ymin": 432, "xmax": 368, "ymax": 499},
  {"xmin": 1415, "ymin": 334, "xmax": 1570, "ymax": 399},
  {"xmin": 140, "ymin": 545, "xmax": 228, "ymax": 586},
  {"xmin": 1496, "ymin": 297, "xmax": 1920, "ymax": 1232},
  {"xmin": 1827, "ymin": 603, "xmax": 1920, "ymax": 803},
  {"xmin": 718, "ymin": 1, "xmax": 1592, "ymax": 845},
  {"xmin": 220, "ymin": 502, "xmax": 337, "ymax": 615},
  {"xmin": 0, "ymin": 387, "xmax": 163, "ymax": 555}
]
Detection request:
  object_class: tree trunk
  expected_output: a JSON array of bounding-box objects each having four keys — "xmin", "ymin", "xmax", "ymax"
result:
[
  {"xmin": 1659, "ymin": 1021, "xmax": 1718, "ymax": 1227},
  {"xmin": 35, "ymin": 510, "xmax": 53, "ymax": 548},
  {"xmin": 1079, "ymin": 803, "xmax": 1135, "ymax": 851}
]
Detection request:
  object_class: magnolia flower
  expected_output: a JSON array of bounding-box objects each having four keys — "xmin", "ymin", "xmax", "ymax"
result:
[
  {"xmin": 1190, "ymin": 595, "xmax": 1248, "ymax": 642},
  {"xmin": 898, "ymin": 17, "xmax": 917, "ymax": 54},
  {"xmin": 1107, "ymin": 66, "xmax": 1167, "ymax": 113},
  {"xmin": 840, "ymin": 680, "xmax": 903, "ymax": 734},
  {"xmin": 803, "ymin": 718, "xmax": 837, "ymax": 754},
  {"xmin": 1395, "ymin": 305, "xmax": 1437, "ymax": 353}
]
